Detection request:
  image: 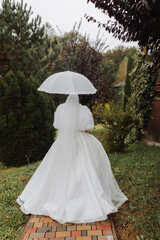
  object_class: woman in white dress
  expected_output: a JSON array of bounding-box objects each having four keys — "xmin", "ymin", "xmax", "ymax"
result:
[{"xmin": 16, "ymin": 94, "xmax": 128, "ymax": 224}]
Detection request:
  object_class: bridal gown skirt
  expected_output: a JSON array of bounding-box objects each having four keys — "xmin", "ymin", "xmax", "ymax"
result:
[{"xmin": 16, "ymin": 132, "xmax": 128, "ymax": 224}]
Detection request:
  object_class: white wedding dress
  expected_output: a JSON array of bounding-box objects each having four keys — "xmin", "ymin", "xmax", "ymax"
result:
[{"xmin": 16, "ymin": 95, "xmax": 128, "ymax": 224}]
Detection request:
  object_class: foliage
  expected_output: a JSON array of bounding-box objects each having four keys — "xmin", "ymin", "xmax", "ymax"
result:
[
  {"xmin": 87, "ymin": 0, "xmax": 160, "ymax": 68},
  {"xmin": 102, "ymin": 102, "xmax": 138, "ymax": 152},
  {"xmin": 56, "ymin": 29, "xmax": 104, "ymax": 106},
  {"xmin": 105, "ymin": 46, "xmax": 138, "ymax": 72},
  {"xmin": 123, "ymin": 55, "xmax": 134, "ymax": 111},
  {"xmin": 0, "ymin": 0, "xmax": 60, "ymax": 80},
  {"xmin": 102, "ymin": 46, "xmax": 138, "ymax": 103},
  {"xmin": 129, "ymin": 51, "xmax": 157, "ymax": 137},
  {"xmin": 115, "ymin": 56, "xmax": 128, "ymax": 85},
  {"xmin": 100, "ymin": 58, "xmax": 117, "ymax": 102},
  {"xmin": 0, "ymin": 71, "xmax": 55, "ymax": 166},
  {"xmin": 92, "ymin": 100, "xmax": 105, "ymax": 124}
]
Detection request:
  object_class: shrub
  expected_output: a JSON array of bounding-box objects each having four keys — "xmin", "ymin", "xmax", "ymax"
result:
[
  {"xmin": 103, "ymin": 102, "xmax": 138, "ymax": 152},
  {"xmin": 129, "ymin": 51, "xmax": 156, "ymax": 138},
  {"xmin": 0, "ymin": 71, "xmax": 55, "ymax": 166}
]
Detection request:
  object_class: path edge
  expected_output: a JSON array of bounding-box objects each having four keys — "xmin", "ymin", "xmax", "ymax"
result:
[
  {"xmin": 19, "ymin": 214, "xmax": 32, "ymax": 240},
  {"xmin": 109, "ymin": 215, "xmax": 118, "ymax": 240}
]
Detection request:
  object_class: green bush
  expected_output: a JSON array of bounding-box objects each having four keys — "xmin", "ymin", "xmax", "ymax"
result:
[
  {"xmin": 0, "ymin": 71, "xmax": 55, "ymax": 166},
  {"xmin": 103, "ymin": 102, "xmax": 138, "ymax": 152},
  {"xmin": 129, "ymin": 51, "xmax": 156, "ymax": 138}
]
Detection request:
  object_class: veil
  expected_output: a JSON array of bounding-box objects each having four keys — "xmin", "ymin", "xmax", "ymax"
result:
[{"xmin": 43, "ymin": 94, "xmax": 80, "ymax": 207}]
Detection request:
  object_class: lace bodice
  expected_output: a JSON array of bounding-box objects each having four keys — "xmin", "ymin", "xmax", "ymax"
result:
[{"xmin": 53, "ymin": 103, "xmax": 94, "ymax": 131}]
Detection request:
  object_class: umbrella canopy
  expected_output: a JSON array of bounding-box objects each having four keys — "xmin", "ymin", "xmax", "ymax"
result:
[{"xmin": 37, "ymin": 71, "xmax": 97, "ymax": 95}]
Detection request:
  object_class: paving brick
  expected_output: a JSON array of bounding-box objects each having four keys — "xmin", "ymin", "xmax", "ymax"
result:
[
  {"xmin": 92, "ymin": 225, "xmax": 97, "ymax": 230},
  {"xmin": 72, "ymin": 230, "xmax": 81, "ymax": 237},
  {"xmin": 77, "ymin": 225, "xmax": 91, "ymax": 230},
  {"xmin": 76, "ymin": 236, "xmax": 91, "ymax": 240},
  {"xmin": 48, "ymin": 221, "xmax": 61, "ymax": 226},
  {"xmin": 97, "ymin": 224, "xmax": 111, "ymax": 230},
  {"xmin": 107, "ymin": 236, "xmax": 114, "ymax": 240},
  {"xmin": 28, "ymin": 223, "xmax": 34, "ymax": 228},
  {"xmin": 20, "ymin": 215, "xmax": 114, "ymax": 240},
  {"xmin": 101, "ymin": 220, "xmax": 110, "ymax": 225},
  {"xmin": 23, "ymin": 233, "xmax": 30, "ymax": 239},
  {"xmin": 56, "ymin": 231, "xmax": 71, "ymax": 237},
  {"xmin": 40, "ymin": 217, "xmax": 53, "ymax": 222},
  {"xmin": 38, "ymin": 238, "xmax": 49, "ymax": 240},
  {"xmin": 92, "ymin": 236, "xmax": 98, "ymax": 240},
  {"xmin": 37, "ymin": 226, "xmax": 52, "ymax": 232},
  {"xmin": 43, "ymin": 222, "xmax": 49, "ymax": 227},
  {"xmin": 87, "ymin": 230, "xmax": 102, "ymax": 236},
  {"xmin": 51, "ymin": 226, "xmax": 57, "ymax": 231},
  {"xmin": 34, "ymin": 222, "xmax": 43, "ymax": 227},
  {"xmin": 30, "ymin": 218, "xmax": 40, "ymax": 223},
  {"xmin": 81, "ymin": 230, "xmax": 87, "ymax": 236},
  {"xmin": 48, "ymin": 222, "xmax": 58, "ymax": 227},
  {"xmin": 29, "ymin": 232, "xmax": 45, "ymax": 238},
  {"xmin": 49, "ymin": 238, "xmax": 64, "ymax": 240},
  {"xmin": 67, "ymin": 225, "xmax": 77, "ymax": 231},
  {"xmin": 98, "ymin": 237, "xmax": 108, "ymax": 240},
  {"xmin": 98, "ymin": 236, "xmax": 113, "ymax": 240},
  {"xmin": 45, "ymin": 232, "xmax": 56, "ymax": 238},
  {"xmin": 66, "ymin": 237, "xmax": 76, "ymax": 240},
  {"xmin": 57, "ymin": 226, "xmax": 67, "ymax": 231},
  {"xmin": 103, "ymin": 230, "xmax": 112, "ymax": 236},
  {"xmin": 26, "ymin": 227, "xmax": 37, "ymax": 233}
]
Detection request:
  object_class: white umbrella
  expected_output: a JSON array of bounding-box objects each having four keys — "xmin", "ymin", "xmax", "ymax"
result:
[{"xmin": 37, "ymin": 71, "xmax": 97, "ymax": 95}]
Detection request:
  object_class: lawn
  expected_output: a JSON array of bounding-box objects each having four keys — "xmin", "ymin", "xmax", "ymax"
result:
[
  {"xmin": 93, "ymin": 128, "xmax": 160, "ymax": 240},
  {"xmin": 0, "ymin": 128, "xmax": 159, "ymax": 240},
  {"xmin": 0, "ymin": 161, "xmax": 40, "ymax": 240}
]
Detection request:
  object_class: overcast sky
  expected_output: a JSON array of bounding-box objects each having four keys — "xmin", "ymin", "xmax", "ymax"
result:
[{"xmin": 3, "ymin": 0, "xmax": 138, "ymax": 50}]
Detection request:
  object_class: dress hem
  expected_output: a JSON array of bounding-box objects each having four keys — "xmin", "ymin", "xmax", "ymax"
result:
[{"xmin": 16, "ymin": 196, "xmax": 128, "ymax": 224}]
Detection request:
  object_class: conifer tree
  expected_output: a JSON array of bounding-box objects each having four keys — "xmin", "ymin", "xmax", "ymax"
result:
[
  {"xmin": 0, "ymin": 71, "xmax": 55, "ymax": 166},
  {"xmin": 0, "ymin": 0, "xmax": 60, "ymax": 81},
  {"xmin": 123, "ymin": 56, "xmax": 133, "ymax": 111}
]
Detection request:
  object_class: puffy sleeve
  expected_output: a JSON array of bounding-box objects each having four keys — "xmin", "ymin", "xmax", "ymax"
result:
[
  {"xmin": 79, "ymin": 105, "xmax": 94, "ymax": 131},
  {"xmin": 53, "ymin": 104, "xmax": 64, "ymax": 129}
]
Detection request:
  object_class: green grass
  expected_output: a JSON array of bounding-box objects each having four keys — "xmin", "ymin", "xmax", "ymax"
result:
[
  {"xmin": 92, "ymin": 128, "xmax": 160, "ymax": 240},
  {"xmin": 0, "ymin": 128, "xmax": 159, "ymax": 240},
  {"xmin": 110, "ymin": 143, "xmax": 160, "ymax": 240},
  {"xmin": 0, "ymin": 161, "xmax": 41, "ymax": 240}
]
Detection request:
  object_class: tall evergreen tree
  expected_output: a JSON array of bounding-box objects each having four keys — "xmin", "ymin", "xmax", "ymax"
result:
[
  {"xmin": 123, "ymin": 56, "xmax": 133, "ymax": 111},
  {"xmin": 0, "ymin": 71, "xmax": 55, "ymax": 166},
  {"xmin": 0, "ymin": 0, "xmax": 60, "ymax": 81}
]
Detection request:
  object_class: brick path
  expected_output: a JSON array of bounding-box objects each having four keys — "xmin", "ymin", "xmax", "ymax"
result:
[{"xmin": 20, "ymin": 215, "xmax": 116, "ymax": 240}]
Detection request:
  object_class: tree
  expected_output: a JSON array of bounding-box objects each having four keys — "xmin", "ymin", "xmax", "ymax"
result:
[
  {"xmin": 0, "ymin": 0, "xmax": 60, "ymax": 81},
  {"xmin": 86, "ymin": 0, "xmax": 160, "ymax": 68},
  {"xmin": 115, "ymin": 56, "xmax": 128, "ymax": 85},
  {"xmin": 0, "ymin": 71, "xmax": 55, "ymax": 166},
  {"xmin": 123, "ymin": 55, "xmax": 133, "ymax": 111},
  {"xmin": 54, "ymin": 27, "xmax": 106, "ymax": 106}
]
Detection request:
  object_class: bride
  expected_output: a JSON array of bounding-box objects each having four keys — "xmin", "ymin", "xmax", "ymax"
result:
[{"xmin": 16, "ymin": 94, "xmax": 128, "ymax": 224}]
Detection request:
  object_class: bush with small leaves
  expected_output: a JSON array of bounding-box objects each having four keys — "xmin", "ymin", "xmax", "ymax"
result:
[{"xmin": 0, "ymin": 71, "xmax": 55, "ymax": 166}]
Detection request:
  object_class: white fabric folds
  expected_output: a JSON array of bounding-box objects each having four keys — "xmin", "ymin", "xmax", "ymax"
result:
[{"xmin": 16, "ymin": 96, "xmax": 128, "ymax": 224}]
